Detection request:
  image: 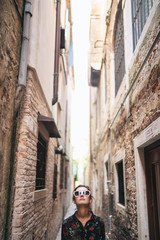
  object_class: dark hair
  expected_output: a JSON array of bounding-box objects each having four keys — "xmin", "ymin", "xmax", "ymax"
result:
[{"xmin": 72, "ymin": 184, "xmax": 92, "ymax": 200}]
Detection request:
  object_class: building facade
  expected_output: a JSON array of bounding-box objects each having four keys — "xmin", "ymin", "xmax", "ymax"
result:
[
  {"xmin": 0, "ymin": 0, "xmax": 74, "ymax": 239},
  {"xmin": 88, "ymin": 0, "xmax": 160, "ymax": 239}
]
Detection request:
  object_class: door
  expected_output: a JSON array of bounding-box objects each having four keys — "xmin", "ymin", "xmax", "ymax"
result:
[{"xmin": 145, "ymin": 140, "xmax": 160, "ymax": 240}]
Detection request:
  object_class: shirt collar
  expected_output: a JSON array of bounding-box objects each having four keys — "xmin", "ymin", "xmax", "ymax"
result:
[{"xmin": 73, "ymin": 210, "xmax": 97, "ymax": 223}]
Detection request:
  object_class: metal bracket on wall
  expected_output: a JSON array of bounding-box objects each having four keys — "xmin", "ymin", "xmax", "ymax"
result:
[{"xmin": 94, "ymin": 40, "xmax": 107, "ymax": 48}]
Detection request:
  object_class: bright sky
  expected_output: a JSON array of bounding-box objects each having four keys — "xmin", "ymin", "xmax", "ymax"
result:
[{"xmin": 71, "ymin": 0, "xmax": 91, "ymax": 162}]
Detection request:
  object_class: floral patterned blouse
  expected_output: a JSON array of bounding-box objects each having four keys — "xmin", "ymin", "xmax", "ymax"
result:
[{"xmin": 61, "ymin": 211, "xmax": 105, "ymax": 240}]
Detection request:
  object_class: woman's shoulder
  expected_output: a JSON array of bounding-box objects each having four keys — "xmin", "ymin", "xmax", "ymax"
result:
[
  {"xmin": 92, "ymin": 212, "xmax": 105, "ymax": 224},
  {"xmin": 62, "ymin": 213, "xmax": 75, "ymax": 226}
]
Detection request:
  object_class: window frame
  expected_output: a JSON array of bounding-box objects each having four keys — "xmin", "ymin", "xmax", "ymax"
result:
[
  {"xmin": 35, "ymin": 132, "xmax": 48, "ymax": 191},
  {"xmin": 104, "ymin": 154, "xmax": 109, "ymax": 195},
  {"xmin": 113, "ymin": 149, "xmax": 126, "ymax": 210},
  {"xmin": 65, "ymin": 165, "xmax": 68, "ymax": 189},
  {"xmin": 131, "ymin": 0, "xmax": 154, "ymax": 50},
  {"xmin": 116, "ymin": 160, "xmax": 125, "ymax": 205},
  {"xmin": 114, "ymin": 0, "xmax": 125, "ymax": 96},
  {"xmin": 60, "ymin": 156, "xmax": 64, "ymax": 189},
  {"xmin": 35, "ymin": 122, "xmax": 49, "ymax": 192},
  {"xmin": 53, "ymin": 163, "xmax": 58, "ymax": 200}
]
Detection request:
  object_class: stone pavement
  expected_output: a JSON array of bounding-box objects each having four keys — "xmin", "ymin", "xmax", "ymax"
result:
[{"xmin": 56, "ymin": 203, "xmax": 76, "ymax": 240}]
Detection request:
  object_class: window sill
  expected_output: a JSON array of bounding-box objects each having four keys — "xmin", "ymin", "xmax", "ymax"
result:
[
  {"xmin": 116, "ymin": 202, "xmax": 126, "ymax": 214},
  {"xmin": 34, "ymin": 189, "xmax": 46, "ymax": 202}
]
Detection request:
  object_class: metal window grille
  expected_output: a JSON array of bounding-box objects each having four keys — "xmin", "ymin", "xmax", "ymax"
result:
[
  {"xmin": 36, "ymin": 134, "xmax": 47, "ymax": 190},
  {"xmin": 114, "ymin": 1, "xmax": 125, "ymax": 96},
  {"xmin": 104, "ymin": 56, "xmax": 107, "ymax": 103},
  {"xmin": 60, "ymin": 157, "xmax": 64, "ymax": 189},
  {"xmin": 131, "ymin": 0, "xmax": 154, "ymax": 50},
  {"xmin": 116, "ymin": 160, "xmax": 125, "ymax": 205},
  {"xmin": 96, "ymin": 101, "xmax": 98, "ymax": 130},
  {"xmin": 105, "ymin": 161, "xmax": 108, "ymax": 177},
  {"xmin": 65, "ymin": 166, "xmax": 68, "ymax": 189},
  {"xmin": 53, "ymin": 164, "xmax": 58, "ymax": 200}
]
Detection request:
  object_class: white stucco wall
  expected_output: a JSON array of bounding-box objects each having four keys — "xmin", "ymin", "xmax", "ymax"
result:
[{"xmin": 28, "ymin": 0, "xmax": 55, "ymax": 109}]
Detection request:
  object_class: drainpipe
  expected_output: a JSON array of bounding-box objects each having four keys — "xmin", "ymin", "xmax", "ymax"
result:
[
  {"xmin": 52, "ymin": 0, "xmax": 61, "ymax": 105},
  {"xmin": 107, "ymin": 128, "xmax": 113, "ymax": 236},
  {"xmin": 4, "ymin": 1, "xmax": 32, "ymax": 238},
  {"xmin": 15, "ymin": 0, "xmax": 32, "ymax": 113}
]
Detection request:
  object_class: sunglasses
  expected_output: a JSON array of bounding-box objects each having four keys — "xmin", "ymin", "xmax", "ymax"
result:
[{"xmin": 73, "ymin": 190, "xmax": 91, "ymax": 197}]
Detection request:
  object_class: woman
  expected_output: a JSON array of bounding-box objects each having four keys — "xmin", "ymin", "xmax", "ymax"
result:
[{"xmin": 61, "ymin": 184, "xmax": 105, "ymax": 239}]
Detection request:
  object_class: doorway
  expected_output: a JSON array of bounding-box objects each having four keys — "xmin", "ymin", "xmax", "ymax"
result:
[{"xmin": 144, "ymin": 139, "xmax": 160, "ymax": 240}]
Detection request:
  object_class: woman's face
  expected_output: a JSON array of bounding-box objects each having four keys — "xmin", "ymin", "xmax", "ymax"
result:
[{"xmin": 73, "ymin": 187, "xmax": 92, "ymax": 207}]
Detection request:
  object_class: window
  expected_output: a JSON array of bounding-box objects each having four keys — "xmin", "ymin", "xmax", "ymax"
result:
[
  {"xmin": 105, "ymin": 161, "xmax": 108, "ymax": 177},
  {"xmin": 131, "ymin": 0, "xmax": 154, "ymax": 50},
  {"xmin": 116, "ymin": 160, "xmax": 125, "ymax": 205},
  {"xmin": 53, "ymin": 164, "xmax": 58, "ymax": 200},
  {"xmin": 36, "ymin": 133, "xmax": 47, "ymax": 190},
  {"xmin": 104, "ymin": 155, "xmax": 109, "ymax": 195},
  {"xmin": 114, "ymin": 1, "xmax": 125, "ymax": 96},
  {"xmin": 60, "ymin": 157, "xmax": 64, "ymax": 189},
  {"xmin": 104, "ymin": 56, "xmax": 107, "ymax": 103},
  {"xmin": 65, "ymin": 166, "xmax": 68, "ymax": 189}
]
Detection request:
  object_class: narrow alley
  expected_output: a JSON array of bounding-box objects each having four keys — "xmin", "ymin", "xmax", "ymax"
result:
[
  {"xmin": 0, "ymin": 0, "xmax": 160, "ymax": 240},
  {"xmin": 56, "ymin": 203, "xmax": 75, "ymax": 240}
]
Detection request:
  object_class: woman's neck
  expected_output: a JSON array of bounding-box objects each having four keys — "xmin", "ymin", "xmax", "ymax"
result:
[
  {"xmin": 75, "ymin": 208, "xmax": 91, "ymax": 227},
  {"xmin": 76, "ymin": 207, "xmax": 91, "ymax": 219}
]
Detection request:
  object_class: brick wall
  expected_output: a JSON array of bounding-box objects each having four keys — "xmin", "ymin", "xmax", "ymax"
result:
[
  {"xmin": 12, "ymin": 68, "xmax": 69, "ymax": 239},
  {"xmin": 89, "ymin": 2, "xmax": 160, "ymax": 239},
  {"xmin": 0, "ymin": 0, "xmax": 23, "ymax": 238},
  {"xmin": 106, "ymin": 17, "xmax": 160, "ymax": 240}
]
